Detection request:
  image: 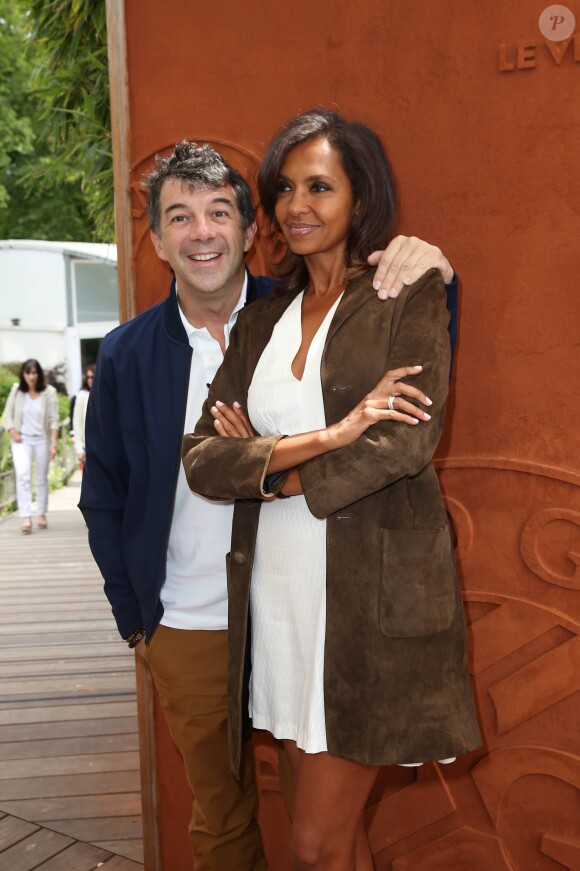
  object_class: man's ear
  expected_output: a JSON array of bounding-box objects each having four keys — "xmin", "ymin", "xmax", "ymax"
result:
[
  {"xmin": 243, "ymin": 221, "xmax": 258, "ymax": 253},
  {"xmin": 150, "ymin": 228, "xmax": 168, "ymax": 262}
]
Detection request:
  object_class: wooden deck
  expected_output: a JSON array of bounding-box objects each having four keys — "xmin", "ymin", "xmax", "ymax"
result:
[{"xmin": 0, "ymin": 474, "xmax": 144, "ymax": 870}]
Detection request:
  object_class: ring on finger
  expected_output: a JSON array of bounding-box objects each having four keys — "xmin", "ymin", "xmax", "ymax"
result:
[{"xmin": 387, "ymin": 395, "xmax": 396, "ymax": 411}]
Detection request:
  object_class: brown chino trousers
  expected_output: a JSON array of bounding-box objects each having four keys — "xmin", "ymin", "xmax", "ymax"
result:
[{"xmin": 145, "ymin": 625, "xmax": 266, "ymax": 871}]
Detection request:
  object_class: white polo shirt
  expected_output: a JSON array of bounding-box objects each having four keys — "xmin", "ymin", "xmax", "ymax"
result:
[{"xmin": 160, "ymin": 278, "xmax": 247, "ymax": 630}]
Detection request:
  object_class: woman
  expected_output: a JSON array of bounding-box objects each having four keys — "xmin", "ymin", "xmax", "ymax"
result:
[
  {"xmin": 3, "ymin": 359, "xmax": 59, "ymax": 533},
  {"xmin": 182, "ymin": 110, "xmax": 480, "ymax": 869},
  {"xmin": 72, "ymin": 364, "xmax": 94, "ymax": 470}
]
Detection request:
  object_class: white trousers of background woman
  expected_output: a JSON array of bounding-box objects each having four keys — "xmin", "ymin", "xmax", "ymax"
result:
[{"xmin": 11, "ymin": 436, "xmax": 49, "ymax": 517}]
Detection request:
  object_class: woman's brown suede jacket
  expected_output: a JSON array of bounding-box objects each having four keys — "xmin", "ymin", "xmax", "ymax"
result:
[{"xmin": 182, "ymin": 268, "xmax": 481, "ymax": 775}]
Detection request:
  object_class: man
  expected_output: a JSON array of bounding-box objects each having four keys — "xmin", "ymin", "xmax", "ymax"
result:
[{"xmin": 80, "ymin": 141, "xmax": 457, "ymax": 870}]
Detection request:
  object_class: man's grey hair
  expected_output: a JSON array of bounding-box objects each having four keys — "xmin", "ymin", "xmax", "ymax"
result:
[{"xmin": 143, "ymin": 141, "xmax": 255, "ymax": 234}]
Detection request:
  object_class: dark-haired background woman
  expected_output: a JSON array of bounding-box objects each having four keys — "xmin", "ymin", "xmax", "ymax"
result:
[
  {"xmin": 183, "ymin": 110, "xmax": 480, "ymax": 869},
  {"xmin": 72, "ymin": 364, "xmax": 95, "ymax": 471},
  {"xmin": 3, "ymin": 359, "xmax": 59, "ymax": 533}
]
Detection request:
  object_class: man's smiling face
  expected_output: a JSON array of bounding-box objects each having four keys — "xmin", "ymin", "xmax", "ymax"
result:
[{"xmin": 150, "ymin": 178, "xmax": 256, "ymax": 303}]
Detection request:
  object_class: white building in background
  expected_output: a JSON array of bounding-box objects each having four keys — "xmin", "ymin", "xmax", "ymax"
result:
[{"xmin": 0, "ymin": 240, "xmax": 119, "ymax": 395}]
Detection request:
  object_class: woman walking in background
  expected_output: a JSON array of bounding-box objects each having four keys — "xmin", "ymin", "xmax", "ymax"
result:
[
  {"xmin": 3, "ymin": 359, "xmax": 59, "ymax": 533},
  {"xmin": 72, "ymin": 364, "xmax": 94, "ymax": 471}
]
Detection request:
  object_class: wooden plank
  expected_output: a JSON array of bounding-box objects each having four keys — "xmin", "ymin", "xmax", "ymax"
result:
[
  {"xmin": 0, "ymin": 558, "xmax": 95, "ymax": 565},
  {"xmin": 0, "ymin": 597, "xmax": 105, "ymax": 606},
  {"xmin": 0, "ymin": 659, "xmax": 132, "ymax": 679},
  {"xmin": 0, "ymin": 553, "xmax": 96, "ymax": 560},
  {"xmin": 0, "ymin": 644, "xmax": 123, "ymax": 662},
  {"xmin": 0, "ymin": 751, "xmax": 139, "ymax": 780},
  {"xmin": 0, "ymin": 657, "xmax": 131, "ymax": 675},
  {"xmin": 0, "ymin": 829, "xmax": 74, "ymax": 871},
  {"xmin": 0, "ymin": 771, "xmax": 141, "ymax": 801},
  {"xmin": 0, "ymin": 733, "xmax": 139, "ymax": 760},
  {"xmin": 0, "ymin": 589, "xmax": 103, "ymax": 596},
  {"xmin": 43, "ymin": 816, "xmax": 142, "ymax": 843},
  {"xmin": 0, "ymin": 716, "xmax": 137, "ymax": 743},
  {"xmin": 0, "ymin": 569, "xmax": 98, "ymax": 575},
  {"xmin": 0, "ymin": 702, "xmax": 136, "ymax": 725},
  {"xmin": 99, "ymin": 856, "xmax": 144, "ymax": 871},
  {"xmin": 0, "ymin": 794, "xmax": 141, "ymax": 822},
  {"xmin": 0, "ymin": 615, "xmax": 112, "ymax": 628},
  {"xmin": 0, "ymin": 674, "xmax": 137, "ymax": 697},
  {"xmin": 0, "ymin": 591, "xmax": 105, "ymax": 600},
  {"xmin": 0, "ymin": 612, "xmax": 108, "ymax": 624},
  {"xmin": 0, "ymin": 565, "xmax": 99, "ymax": 572},
  {"xmin": 0, "ymin": 632, "xmax": 121, "ymax": 647},
  {"xmin": 0, "ymin": 816, "xmax": 39, "ymax": 850},
  {"xmin": 0, "ymin": 580, "xmax": 102, "ymax": 586},
  {"xmin": 0, "ymin": 554, "xmax": 99, "ymax": 563},
  {"xmin": 0, "ymin": 694, "xmax": 135, "ymax": 710},
  {"xmin": 0, "ymin": 621, "xmax": 117, "ymax": 635},
  {"xmin": 32, "ymin": 841, "xmax": 112, "ymax": 871},
  {"xmin": 0, "ymin": 582, "xmax": 102, "ymax": 587},
  {"xmin": 94, "ymin": 840, "xmax": 143, "ymax": 863}
]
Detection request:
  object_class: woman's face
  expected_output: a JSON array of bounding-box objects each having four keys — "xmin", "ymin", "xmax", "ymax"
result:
[
  {"xmin": 275, "ymin": 137, "xmax": 354, "ymax": 262},
  {"xmin": 23, "ymin": 368, "xmax": 38, "ymax": 390}
]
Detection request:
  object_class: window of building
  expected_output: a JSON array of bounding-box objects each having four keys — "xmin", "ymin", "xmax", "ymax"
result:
[{"xmin": 73, "ymin": 261, "xmax": 119, "ymax": 323}]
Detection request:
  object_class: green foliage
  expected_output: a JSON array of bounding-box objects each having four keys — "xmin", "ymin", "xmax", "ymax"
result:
[
  {"xmin": 0, "ymin": 365, "xmax": 17, "ymax": 413},
  {"xmin": 0, "ymin": 3, "xmax": 33, "ymax": 208},
  {"xmin": 0, "ymin": 0, "xmax": 113, "ymax": 242},
  {"xmin": 0, "ymin": 1, "xmax": 92, "ymax": 239},
  {"xmin": 58, "ymin": 394, "xmax": 71, "ymax": 423},
  {"xmin": 0, "ymin": 428, "xmax": 11, "ymax": 474},
  {"xmin": 0, "ymin": 365, "xmax": 17, "ymax": 476}
]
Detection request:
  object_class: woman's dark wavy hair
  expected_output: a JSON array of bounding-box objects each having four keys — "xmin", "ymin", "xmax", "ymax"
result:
[
  {"xmin": 19, "ymin": 359, "xmax": 46, "ymax": 392},
  {"xmin": 81, "ymin": 364, "xmax": 95, "ymax": 391},
  {"xmin": 258, "ymin": 108, "xmax": 397, "ymax": 292}
]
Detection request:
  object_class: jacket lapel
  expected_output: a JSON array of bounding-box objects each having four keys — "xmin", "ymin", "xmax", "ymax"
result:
[
  {"xmin": 242, "ymin": 286, "xmax": 302, "ymax": 385},
  {"xmin": 323, "ymin": 271, "xmax": 376, "ymax": 351}
]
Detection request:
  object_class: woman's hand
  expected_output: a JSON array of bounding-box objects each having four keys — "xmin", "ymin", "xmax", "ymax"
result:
[
  {"xmin": 210, "ymin": 401, "xmax": 257, "ymax": 438},
  {"xmin": 329, "ymin": 365, "xmax": 432, "ymax": 448},
  {"xmin": 9, "ymin": 428, "xmax": 22, "ymax": 443},
  {"xmin": 49, "ymin": 443, "xmax": 57, "ymax": 460},
  {"xmin": 366, "ymin": 365, "xmax": 432, "ymax": 420}
]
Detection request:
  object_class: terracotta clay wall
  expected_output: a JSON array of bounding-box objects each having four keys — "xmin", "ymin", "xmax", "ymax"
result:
[{"xmin": 107, "ymin": 0, "xmax": 580, "ymax": 867}]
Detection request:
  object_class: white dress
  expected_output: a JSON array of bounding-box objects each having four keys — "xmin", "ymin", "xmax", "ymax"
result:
[
  {"xmin": 246, "ymin": 291, "xmax": 458, "ymax": 766},
  {"xmin": 246, "ymin": 290, "xmax": 343, "ymax": 753}
]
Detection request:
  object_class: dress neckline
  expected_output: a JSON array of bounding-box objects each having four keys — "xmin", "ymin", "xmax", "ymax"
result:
[{"xmin": 290, "ymin": 290, "xmax": 345, "ymax": 384}]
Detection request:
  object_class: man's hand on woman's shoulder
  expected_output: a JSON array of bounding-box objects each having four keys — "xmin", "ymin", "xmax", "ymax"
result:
[{"xmin": 368, "ymin": 235, "xmax": 453, "ymax": 299}]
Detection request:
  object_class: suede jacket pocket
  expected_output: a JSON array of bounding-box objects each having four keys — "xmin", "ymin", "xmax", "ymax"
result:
[{"xmin": 380, "ymin": 527, "xmax": 456, "ymax": 637}]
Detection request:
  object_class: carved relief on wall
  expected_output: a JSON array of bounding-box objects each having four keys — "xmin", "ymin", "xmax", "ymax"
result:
[
  {"xmin": 129, "ymin": 141, "xmax": 274, "ymax": 314},
  {"xmin": 253, "ymin": 459, "xmax": 580, "ymax": 869}
]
